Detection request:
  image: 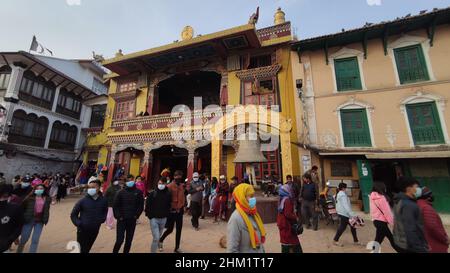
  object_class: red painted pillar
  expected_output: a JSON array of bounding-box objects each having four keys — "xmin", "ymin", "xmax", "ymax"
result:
[{"xmin": 103, "ymin": 150, "xmax": 116, "ymax": 192}]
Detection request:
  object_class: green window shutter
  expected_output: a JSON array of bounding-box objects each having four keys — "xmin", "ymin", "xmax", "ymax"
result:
[
  {"xmin": 394, "ymin": 45, "xmax": 430, "ymax": 84},
  {"xmin": 334, "ymin": 57, "xmax": 362, "ymax": 92},
  {"xmin": 340, "ymin": 109, "xmax": 372, "ymax": 147},
  {"xmin": 406, "ymin": 102, "xmax": 444, "ymax": 145}
]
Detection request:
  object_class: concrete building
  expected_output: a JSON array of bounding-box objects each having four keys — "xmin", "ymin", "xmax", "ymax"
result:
[
  {"xmin": 0, "ymin": 51, "xmax": 107, "ymax": 181},
  {"xmin": 291, "ymin": 7, "xmax": 450, "ymax": 213}
]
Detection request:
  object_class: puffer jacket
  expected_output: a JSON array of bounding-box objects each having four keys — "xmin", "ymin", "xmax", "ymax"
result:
[
  {"xmin": 113, "ymin": 186, "xmax": 144, "ymax": 220},
  {"xmin": 22, "ymin": 196, "xmax": 51, "ymax": 225},
  {"xmin": 335, "ymin": 191, "xmax": 355, "ymax": 218},
  {"xmin": 393, "ymin": 192, "xmax": 429, "ymax": 253},
  {"xmin": 370, "ymin": 192, "xmax": 394, "ymax": 225},
  {"xmin": 70, "ymin": 193, "xmax": 108, "ymax": 230},
  {"xmin": 417, "ymin": 199, "xmax": 449, "ymax": 253}
]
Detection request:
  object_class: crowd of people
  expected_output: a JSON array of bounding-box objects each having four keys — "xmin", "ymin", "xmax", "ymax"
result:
[{"xmin": 0, "ymin": 166, "xmax": 449, "ymax": 254}]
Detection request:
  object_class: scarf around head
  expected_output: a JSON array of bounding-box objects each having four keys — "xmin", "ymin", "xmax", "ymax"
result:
[
  {"xmin": 278, "ymin": 184, "xmax": 293, "ymax": 213},
  {"xmin": 232, "ymin": 184, "xmax": 266, "ymax": 249}
]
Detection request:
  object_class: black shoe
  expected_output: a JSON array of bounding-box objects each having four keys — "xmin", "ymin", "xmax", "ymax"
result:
[{"xmin": 174, "ymin": 249, "xmax": 183, "ymax": 253}]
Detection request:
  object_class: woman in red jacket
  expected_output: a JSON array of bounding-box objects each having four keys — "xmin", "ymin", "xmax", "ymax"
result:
[
  {"xmin": 417, "ymin": 187, "xmax": 449, "ymax": 253},
  {"xmin": 277, "ymin": 184, "xmax": 302, "ymax": 253}
]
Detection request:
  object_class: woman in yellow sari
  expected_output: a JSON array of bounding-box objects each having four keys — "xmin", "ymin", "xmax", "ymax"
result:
[{"xmin": 227, "ymin": 183, "xmax": 266, "ymax": 253}]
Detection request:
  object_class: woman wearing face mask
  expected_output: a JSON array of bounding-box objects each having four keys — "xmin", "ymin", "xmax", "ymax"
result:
[
  {"xmin": 104, "ymin": 180, "xmax": 122, "ymax": 230},
  {"xmin": 227, "ymin": 183, "xmax": 266, "ymax": 253},
  {"xmin": 145, "ymin": 177, "xmax": 172, "ymax": 253},
  {"xmin": 17, "ymin": 184, "xmax": 51, "ymax": 253}
]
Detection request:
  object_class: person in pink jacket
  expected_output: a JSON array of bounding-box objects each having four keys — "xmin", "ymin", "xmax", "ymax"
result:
[
  {"xmin": 135, "ymin": 176, "xmax": 146, "ymax": 198},
  {"xmin": 370, "ymin": 182, "xmax": 400, "ymax": 252}
]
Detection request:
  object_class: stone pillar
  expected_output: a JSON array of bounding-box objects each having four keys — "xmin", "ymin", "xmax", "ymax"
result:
[
  {"xmin": 51, "ymin": 86, "xmax": 61, "ymax": 112},
  {"xmin": 280, "ymin": 119, "xmax": 293, "ymax": 183},
  {"xmin": 211, "ymin": 138, "xmax": 222, "ymax": 180},
  {"xmin": 4, "ymin": 66, "xmax": 24, "ymax": 102},
  {"xmin": 103, "ymin": 147, "xmax": 117, "ymax": 192}
]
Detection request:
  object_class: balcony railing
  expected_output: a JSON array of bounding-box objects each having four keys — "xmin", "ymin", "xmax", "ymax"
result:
[{"xmin": 111, "ymin": 108, "xmax": 226, "ymax": 132}]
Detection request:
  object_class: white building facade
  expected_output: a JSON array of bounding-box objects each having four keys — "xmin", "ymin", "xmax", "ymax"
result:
[{"xmin": 0, "ymin": 51, "xmax": 107, "ymax": 181}]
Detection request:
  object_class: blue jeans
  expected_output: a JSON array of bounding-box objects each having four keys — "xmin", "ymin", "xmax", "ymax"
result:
[
  {"xmin": 17, "ymin": 222, "xmax": 44, "ymax": 253},
  {"xmin": 150, "ymin": 218, "xmax": 167, "ymax": 253}
]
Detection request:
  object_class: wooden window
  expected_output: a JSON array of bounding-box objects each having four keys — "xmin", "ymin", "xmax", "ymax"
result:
[
  {"xmin": 248, "ymin": 54, "xmax": 272, "ymax": 69},
  {"xmin": 340, "ymin": 109, "xmax": 372, "ymax": 147},
  {"xmin": 56, "ymin": 89, "xmax": 82, "ymax": 119},
  {"xmin": 89, "ymin": 104, "xmax": 107, "ymax": 128},
  {"xmin": 334, "ymin": 57, "xmax": 362, "ymax": 91},
  {"xmin": 243, "ymin": 78, "xmax": 277, "ymax": 107},
  {"xmin": 18, "ymin": 72, "xmax": 55, "ymax": 109},
  {"xmin": 331, "ymin": 161, "xmax": 353, "ymax": 177},
  {"xmin": 406, "ymin": 102, "xmax": 444, "ymax": 145},
  {"xmin": 49, "ymin": 122, "xmax": 78, "ymax": 151},
  {"xmin": 254, "ymin": 150, "xmax": 280, "ymax": 182},
  {"xmin": 115, "ymin": 100, "xmax": 135, "ymax": 120},
  {"xmin": 0, "ymin": 66, "xmax": 11, "ymax": 90},
  {"xmin": 118, "ymin": 81, "xmax": 137, "ymax": 93},
  {"xmin": 9, "ymin": 110, "xmax": 48, "ymax": 147},
  {"xmin": 394, "ymin": 44, "xmax": 430, "ymax": 84}
]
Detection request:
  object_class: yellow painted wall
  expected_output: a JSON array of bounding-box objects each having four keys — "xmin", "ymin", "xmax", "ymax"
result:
[
  {"xmin": 135, "ymin": 86, "xmax": 148, "ymax": 115},
  {"xmin": 277, "ymin": 46, "xmax": 301, "ymax": 177},
  {"xmin": 129, "ymin": 156, "xmax": 141, "ymax": 177},
  {"xmin": 227, "ymin": 72, "xmax": 241, "ymax": 106},
  {"xmin": 226, "ymin": 149, "xmax": 236, "ymax": 179}
]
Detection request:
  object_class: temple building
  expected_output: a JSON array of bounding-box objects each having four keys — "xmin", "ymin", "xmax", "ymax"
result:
[
  {"xmin": 291, "ymin": 7, "xmax": 450, "ymax": 213},
  {"xmin": 85, "ymin": 8, "xmax": 301, "ymax": 190}
]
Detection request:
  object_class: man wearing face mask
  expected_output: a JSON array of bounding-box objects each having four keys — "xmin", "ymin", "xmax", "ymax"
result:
[
  {"xmin": 188, "ymin": 172, "xmax": 204, "ymax": 231},
  {"xmin": 393, "ymin": 177, "xmax": 429, "ymax": 253},
  {"xmin": 0, "ymin": 184, "xmax": 24, "ymax": 253},
  {"xmin": 145, "ymin": 177, "xmax": 172, "ymax": 253},
  {"xmin": 70, "ymin": 179, "xmax": 107, "ymax": 253},
  {"xmin": 159, "ymin": 170, "xmax": 187, "ymax": 253},
  {"xmin": 112, "ymin": 174, "xmax": 144, "ymax": 253}
]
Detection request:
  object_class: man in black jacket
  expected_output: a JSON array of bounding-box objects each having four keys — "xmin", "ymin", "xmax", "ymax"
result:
[
  {"xmin": 70, "ymin": 179, "xmax": 108, "ymax": 253},
  {"xmin": 300, "ymin": 172, "xmax": 319, "ymax": 230},
  {"xmin": 0, "ymin": 184, "xmax": 24, "ymax": 253},
  {"xmin": 145, "ymin": 177, "xmax": 172, "ymax": 253},
  {"xmin": 393, "ymin": 177, "xmax": 429, "ymax": 253},
  {"xmin": 113, "ymin": 174, "xmax": 144, "ymax": 253}
]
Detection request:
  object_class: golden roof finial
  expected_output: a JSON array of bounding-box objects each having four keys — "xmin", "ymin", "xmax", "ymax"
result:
[
  {"xmin": 115, "ymin": 49, "xmax": 124, "ymax": 57},
  {"xmin": 181, "ymin": 26, "xmax": 194, "ymax": 41},
  {"xmin": 274, "ymin": 7, "xmax": 286, "ymax": 25}
]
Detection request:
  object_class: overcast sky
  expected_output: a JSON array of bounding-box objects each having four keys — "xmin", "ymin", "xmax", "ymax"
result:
[{"xmin": 1, "ymin": 0, "xmax": 449, "ymax": 59}]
